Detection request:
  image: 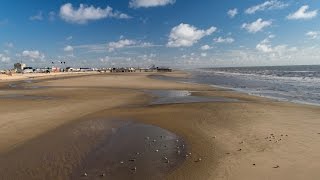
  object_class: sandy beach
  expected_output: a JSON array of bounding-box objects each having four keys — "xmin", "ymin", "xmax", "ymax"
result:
[{"xmin": 1, "ymin": 71, "xmax": 320, "ymax": 180}]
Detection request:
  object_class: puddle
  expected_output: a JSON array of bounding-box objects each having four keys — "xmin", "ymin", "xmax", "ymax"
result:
[
  {"xmin": 7, "ymin": 80, "xmax": 44, "ymax": 89},
  {"xmin": 0, "ymin": 119, "xmax": 187, "ymax": 180},
  {"xmin": 0, "ymin": 94, "xmax": 53, "ymax": 100},
  {"xmin": 148, "ymin": 90, "xmax": 239, "ymax": 105},
  {"xmin": 73, "ymin": 121, "xmax": 187, "ymax": 180}
]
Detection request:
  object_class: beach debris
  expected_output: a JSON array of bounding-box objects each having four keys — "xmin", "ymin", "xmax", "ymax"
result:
[
  {"xmin": 100, "ymin": 173, "xmax": 105, "ymax": 177},
  {"xmin": 177, "ymin": 150, "xmax": 181, "ymax": 154},
  {"xmin": 155, "ymin": 149, "xmax": 159, "ymax": 152},
  {"xmin": 120, "ymin": 161, "xmax": 124, "ymax": 164},
  {"xmin": 163, "ymin": 156, "xmax": 168, "ymax": 160},
  {"xmin": 82, "ymin": 172, "xmax": 88, "ymax": 177},
  {"xmin": 131, "ymin": 167, "xmax": 137, "ymax": 173},
  {"xmin": 152, "ymin": 139, "xmax": 157, "ymax": 142},
  {"xmin": 129, "ymin": 158, "xmax": 136, "ymax": 162},
  {"xmin": 136, "ymin": 152, "xmax": 140, "ymax": 155},
  {"xmin": 188, "ymin": 152, "xmax": 192, "ymax": 156},
  {"xmin": 185, "ymin": 154, "xmax": 189, "ymax": 158},
  {"xmin": 273, "ymin": 165, "xmax": 280, "ymax": 168},
  {"xmin": 176, "ymin": 139, "xmax": 179, "ymax": 142},
  {"xmin": 195, "ymin": 158, "xmax": 202, "ymax": 162},
  {"xmin": 252, "ymin": 163, "xmax": 256, "ymax": 166},
  {"xmin": 238, "ymin": 148, "xmax": 242, "ymax": 151}
]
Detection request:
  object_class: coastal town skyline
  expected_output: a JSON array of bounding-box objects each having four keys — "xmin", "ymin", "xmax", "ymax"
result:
[{"xmin": 1, "ymin": 0, "xmax": 320, "ymax": 69}]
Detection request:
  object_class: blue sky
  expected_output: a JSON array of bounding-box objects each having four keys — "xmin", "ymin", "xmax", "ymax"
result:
[{"xmin": 1, "ymin": 0, "xmax": 320, "ymax": 69}]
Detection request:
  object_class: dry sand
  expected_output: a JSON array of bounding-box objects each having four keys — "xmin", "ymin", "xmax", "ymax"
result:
[{"xmin": 0, "ymin": 71, "xmax": 320, "ymax": 179}]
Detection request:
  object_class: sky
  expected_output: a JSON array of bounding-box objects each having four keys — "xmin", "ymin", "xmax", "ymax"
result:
[{"xmin": 1, "ymin": 0, "xmax": 320, "ymax": 69}]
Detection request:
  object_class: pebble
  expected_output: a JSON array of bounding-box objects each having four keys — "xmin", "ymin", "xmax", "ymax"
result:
[
  {"xmin": 273, "ymin": 165, "xmax": 280, "ymax": 168},
  {"xmin": 129, "ymin": 158, "xmax": 136, "ymax": 162},
  {"xmin": 100, "ymin": 173, "xmax": 105, "ymax": 177},
  {"xmin": 120, "ymin": 161, "xmax": 124, "ymax": 164},
  {"xmin": 252, "ymin": 163, "xmax": 256, "ymax": 166},
  {"xmin": 238, "ymin": 148, "xmax": 242, "ymax": 151},
  {"xmin": 82, "ymin": 172, "xmax": 88, "ymax": 177},
  {"xmin": 213, "ymin": 136, "xmax": 216, "ymax": 138},
  {"xmin": 195, "ymin": 158, "xmax": 202, "ymax": 162},
  {"xmin": 152, "ymin": 139, "xmax": 156, "ymax": 142},
  {"xmin": 155, "ymin": 149, "xmax": 159, "ymax": 152}
]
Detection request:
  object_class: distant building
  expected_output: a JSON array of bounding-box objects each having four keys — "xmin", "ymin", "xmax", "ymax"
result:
[
  {"xmin": 156, "ymin": 67, "xmax": 172, "ymax": 72},
  {"xmin": 14, "ymin": 63, "xmax": 26, "ymax": 73}
]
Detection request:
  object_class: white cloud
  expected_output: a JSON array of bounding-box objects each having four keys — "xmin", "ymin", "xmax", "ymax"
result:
[
  {"xmin": 30, "ymin": 11, "xmax": 43, "ymax": 21},
  {"xmin": 64, "ymin": 45, "xmax": 74, "ymax": 52},
  {"xmin": 129, "ymin": 0, "xmax": 175, "ymax": 8},
  {"xmin": 245, "ymin": 0, "xmax": 288, "ymax": 14},
  {"xmin": 59, "ymin": 3, "xmax": 131, "ymax": 24},
  {"xmin": 66, "ymin": 36, "xmax": 73, "ymax": 41},
  {"xmin": 200, "ymin": 44, "xmax": 212, "ymax": 50},
  {"xmin": 4, "ymin": 42, "xmax": 14, "ymax": 48},
  {"xmin": 167, "ymin": 23, "xmax": 217, "ymax": 47},
  {"xmin": 256, "ymin": 36, "xmax": 297, "ymax": 54},
  {"xmin": 49, "ymin": 11, "xmax": 56, "ymax": 21},
  {"xmin": 108, "ymin": 39, "xmax": 136, "ymax": 52},
  {"xmin": 214, "ymin": 37, "xmax": 235, "ymax": 43},
  {"xmin": 306, "ymin": 31, "xmax": 320, "ymax": 39},
  {"xmin": 287, "ymin": 5, "xmax": 318, "ymax": 20},
  {"xmin": 242, "ymin": 18, "xmax": 272, "ymax": 33},
  {"xmin": 100, "ymin": 56, "xmax": 110, "ymax": 62},
  {"xmin": 201, "ymin": 52, "xmax": 207, "ymax": 57},
  {"xmin": 0, "ymin": 54, "xmax": 10, "ymax": 62},
  {"xmin": 227, "ymin": 8, "xmax": 238, "ymax": 18},
  {"xmin": 22, "ymin": 50, "xmax": 45, "ymax": 60}
]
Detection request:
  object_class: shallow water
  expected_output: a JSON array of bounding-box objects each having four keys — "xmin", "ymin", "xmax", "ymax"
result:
[
  {"xmin": 73, "ymin": 121, "xmax": 187, "ymax": 180},
  {"xmin": 0, "ymin": 118, "xmax": 186, "ymax": 180},
  {"xmin": 148, "ymin": 90, "xmax": 239, "ymax": 105},
  {"xmin": 0, "ymin": 94, "xmax": 53, "ymax": 100}
]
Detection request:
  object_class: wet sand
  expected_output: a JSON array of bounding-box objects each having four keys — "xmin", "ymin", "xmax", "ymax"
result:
[{"xmin": 1, "ymin": 71, "xmax": 320, "ymax": 179}]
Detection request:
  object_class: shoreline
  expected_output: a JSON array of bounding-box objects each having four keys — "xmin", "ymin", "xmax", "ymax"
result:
[
  {"xmin": 151, "ymin": 72, "xmax": 320, "ymax": 108},
  {"xmin": 0, "ymin": 71, "xmax": 320, "ymax": 179}
]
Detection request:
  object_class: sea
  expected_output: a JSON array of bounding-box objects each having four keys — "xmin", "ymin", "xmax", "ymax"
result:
[{"xmin": 179, "ymin": 65, "xmax": 320, "ymax": 106}]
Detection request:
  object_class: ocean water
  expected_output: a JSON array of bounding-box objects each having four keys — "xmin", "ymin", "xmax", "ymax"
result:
[{"xmin": 183, "ymin": 65, "xmax": 320, "ymax": 106}]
